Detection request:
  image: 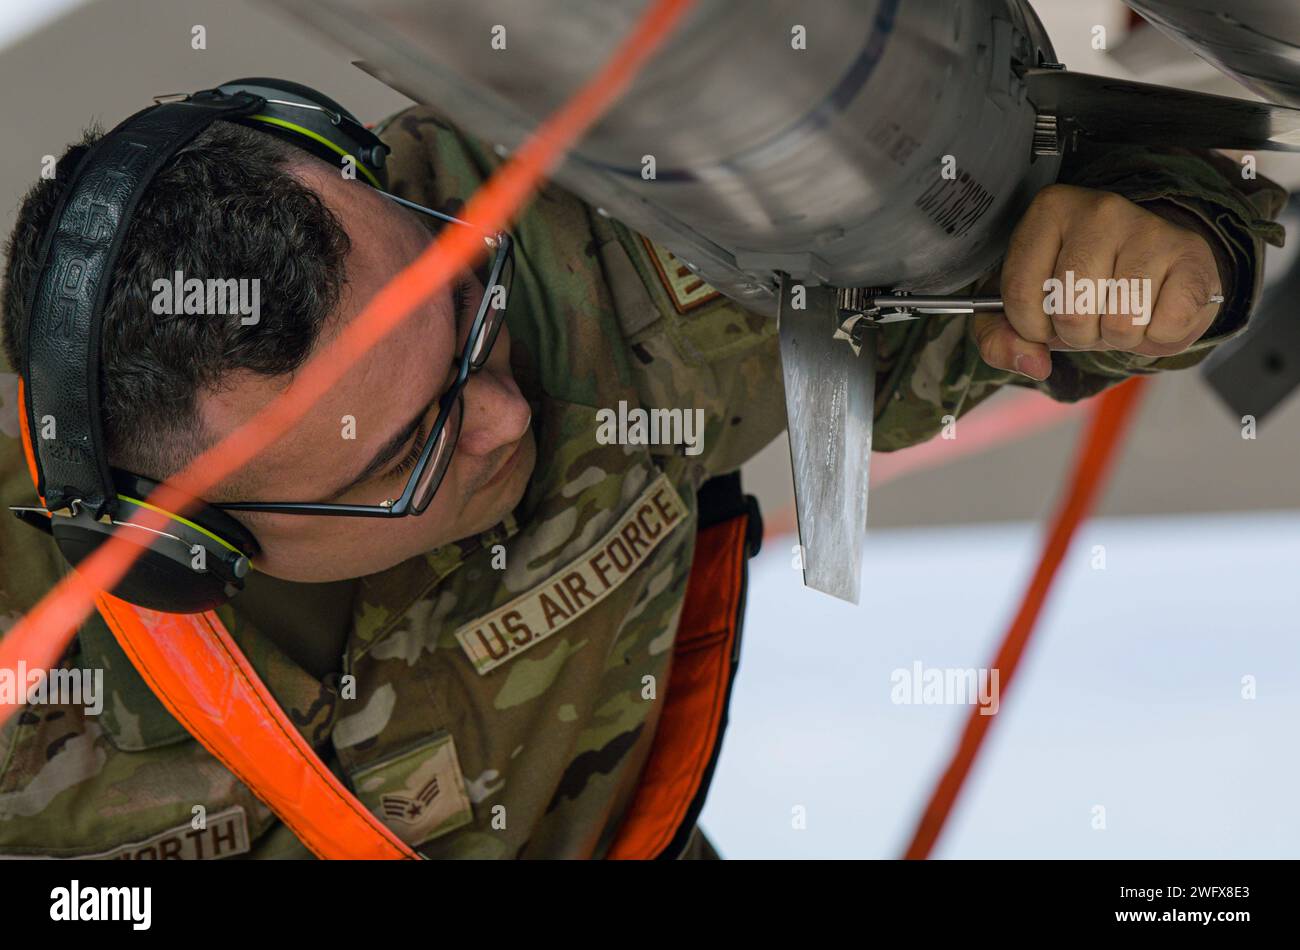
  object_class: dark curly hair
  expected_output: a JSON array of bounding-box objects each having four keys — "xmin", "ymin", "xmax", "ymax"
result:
[{"xmin": 1, "ymin": 119, "xmax": 352, "ymax": 484}]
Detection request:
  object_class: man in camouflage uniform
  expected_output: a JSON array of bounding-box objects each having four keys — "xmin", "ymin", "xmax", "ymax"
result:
[{"xmin": 0, "ymin": 98, "xmax": 1285, "ymax": 859}]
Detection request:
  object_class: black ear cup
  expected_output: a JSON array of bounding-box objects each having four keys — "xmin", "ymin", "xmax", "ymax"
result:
[
  {"xmin": 112, "ymin": 469, "xmax": 260, "ymax": 559},
  {"xmin": 52, "ymin": 515, "xmax": 245, "ymax": 614},
  {"xmin": 215, "ymin": 77, "xmax": 391, "ymax": 188},
  {"xmin": 45, "ymin": 470, "xmax": 261, "ymax": 614}
]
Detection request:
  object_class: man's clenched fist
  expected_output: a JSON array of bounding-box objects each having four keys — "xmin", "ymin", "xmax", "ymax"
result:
[{"xmin": 973, "ymin": 184, "xmax": 1224, "ymax": 381}]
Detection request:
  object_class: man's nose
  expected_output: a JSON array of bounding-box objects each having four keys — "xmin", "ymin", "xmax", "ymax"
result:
[{"xmin": 457, "ymin": 371, "xmax": 531, "ymax": 456}]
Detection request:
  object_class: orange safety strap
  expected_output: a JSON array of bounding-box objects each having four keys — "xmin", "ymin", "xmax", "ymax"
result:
[
  {"xmin": 606, "ymin": 509, "xmax": 749, "ymax": 860},
  {"xmin": 92, "ymin": 597, "xmax": 419, "ymax": 861}
]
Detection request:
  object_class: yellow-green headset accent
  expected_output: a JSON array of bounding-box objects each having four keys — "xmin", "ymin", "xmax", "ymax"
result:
[{"xmin": 11, "ymin": 78, "xmax": 390, "ymax": 613}]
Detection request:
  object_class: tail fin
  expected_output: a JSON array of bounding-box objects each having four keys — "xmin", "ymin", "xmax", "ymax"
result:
[{"xmin": 1027, "ymin": 68, "xmax": 1300, "ymax": 153}]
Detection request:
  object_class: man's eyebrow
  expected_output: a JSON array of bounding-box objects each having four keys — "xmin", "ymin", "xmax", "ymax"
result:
[{"xmin": 322, "ymin": 397, "xmax": 435, "ymax": 502}]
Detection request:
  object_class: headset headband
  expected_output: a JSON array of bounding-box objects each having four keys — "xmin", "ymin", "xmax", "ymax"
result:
[
  {"xmin": 215, "ymin": 77, "xmax": 389, "ymax": 189},
  {"xmin": 22, "ymin": 89, "xmax": 265, "ymax": 519}
]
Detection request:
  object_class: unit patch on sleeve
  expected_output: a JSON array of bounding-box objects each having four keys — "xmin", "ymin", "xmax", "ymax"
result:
[{"xmin": 455, "ymin": 470, "xmax": 688, "ymax": 675}]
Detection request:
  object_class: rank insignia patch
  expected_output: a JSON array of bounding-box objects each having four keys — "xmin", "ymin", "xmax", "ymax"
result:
[{"xmin": 351, "ymin": 733, "xmax": 474, "ymax": 847}]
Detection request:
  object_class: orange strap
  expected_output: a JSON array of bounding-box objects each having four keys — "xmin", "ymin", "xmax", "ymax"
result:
[
  {"xmin": 606, "ymin": 511, "xmax": 749, "ymax": 859},
  {"xmin": 903, "ymin": 376, "xmax": 1148, "ymax": 859},
  {"xmin": 92, "ymin": 597, "xmax": 418, "ymax": 860}
]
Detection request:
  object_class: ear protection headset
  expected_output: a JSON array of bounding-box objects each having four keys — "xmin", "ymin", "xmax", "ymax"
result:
[{"xmin": 11, "ymin": 78, "xmax": 390, "ymax": 613}]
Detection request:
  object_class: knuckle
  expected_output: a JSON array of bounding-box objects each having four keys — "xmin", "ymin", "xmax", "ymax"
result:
[
  {"xmin": 1092, "ymin": 190, "xmax": 1133, "ymax": 221},
  {"xmin": 1169, "ymin": 291, "xmax": 1205, "ymax": 332},
  {"xmin": 1028, "ymin": 184, "xmax": 1077, "ymax": 220},
  {"xmin": 1179, "ymin": 256, "xmax": 1218, "ymax": 299},
  {"xmin": 1185, "ymin": 269, "xmax": 1211, "ymax": 310},
  {"xmin": 1126, "ymin": 250, "xmax": 1160, "ymax": 278},
  {"xmin": 1150, "ymin": 297, "xmax": 1200, "ymax": 341},
  {"xmin": 1099, "ymin": 312, "xmax": 1142, "ymax": 346},
  {"xmin": 1132, "ymin": 214, "xmax": 1172, "ymax": 247},
  {"xmin": 1052, "ymin": 312, "xmax": 1100, "ymax": 346},
  {"xmin": 972, "ymin": 325, "xmax": 1007, "ymax": 366},
  {"xmin": 1055, "ymin": 249, "xmax": 1095, "ymax": 281},
  {"xmin": 1174, "ymin": 226, "xmax": 1214, "ymax": 258},
  {"xmin": 1033, "ymin": 184, "xmax": 1072, "ymax": 208},
  {"xmin": 976, "ymin": 336, "xmax": 1003, "ymax": 367},
  {"xmin": 1052, "ymin": 309, "xmax": 1093, "ymax": 327},
  {"xmin": 1003, "ymin": 273, "xmax": 1042, "ymax": 312}
]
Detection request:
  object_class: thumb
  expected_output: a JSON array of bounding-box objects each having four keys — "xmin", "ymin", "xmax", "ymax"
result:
[{"xmin": 970, "ymin": 311, "xmax": 1052, "ymax": 381}]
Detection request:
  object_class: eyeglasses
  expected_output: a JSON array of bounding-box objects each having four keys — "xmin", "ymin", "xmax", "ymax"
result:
[{"xmin": 215, "ymin": 190, "xmax": 515, "ymax": 519}]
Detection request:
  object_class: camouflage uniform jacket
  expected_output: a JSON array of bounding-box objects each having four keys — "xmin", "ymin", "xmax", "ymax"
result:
[{"xmin": 0, "ymin": 105, "xmax": 1285, "ymax": 859}]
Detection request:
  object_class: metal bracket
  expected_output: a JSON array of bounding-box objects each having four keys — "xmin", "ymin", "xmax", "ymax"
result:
[{"xmin": 779, "ymin": 277, "xmax": 876, "ymax": 603}]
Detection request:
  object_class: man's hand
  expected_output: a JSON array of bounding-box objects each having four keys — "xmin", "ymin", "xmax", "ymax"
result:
[{"xmin": 972, "ymin": 184, "xmax": 1224, "ymax": 381}]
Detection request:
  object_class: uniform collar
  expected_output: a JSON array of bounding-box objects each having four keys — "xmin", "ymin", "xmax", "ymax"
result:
[{"xmin": 347, "ymin": 512, "xmax": 520, "ymax": 662}]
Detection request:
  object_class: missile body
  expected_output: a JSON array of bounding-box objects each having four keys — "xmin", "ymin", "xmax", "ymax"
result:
[{"xmin": 284, "ymin": 0, "xmax": 1064, "ymax": 315}]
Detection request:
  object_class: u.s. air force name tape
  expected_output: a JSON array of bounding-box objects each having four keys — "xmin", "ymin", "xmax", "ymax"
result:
[{"xmin": 456, "ymin": 471, "xmax": 688, "ymax": 675}]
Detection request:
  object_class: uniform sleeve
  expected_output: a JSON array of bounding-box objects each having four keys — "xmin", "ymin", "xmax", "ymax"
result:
[{"xmin": 872, "ymin": 144, "xmax": 1287, "ymax": 452}]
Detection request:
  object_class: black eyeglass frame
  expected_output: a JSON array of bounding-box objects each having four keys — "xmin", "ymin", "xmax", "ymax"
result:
[{"xmin": 213, "ymin": 190, "xmax": 516, "ymax": 518}]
